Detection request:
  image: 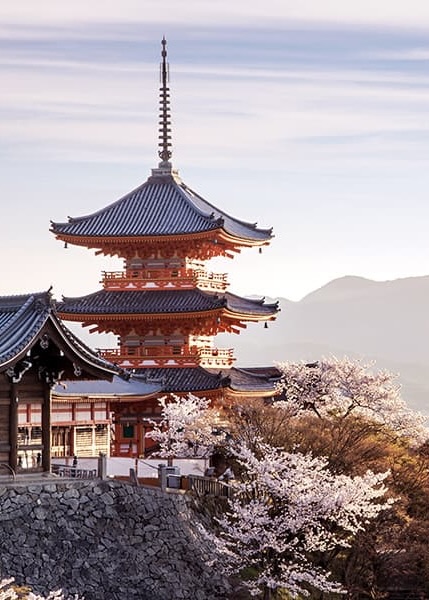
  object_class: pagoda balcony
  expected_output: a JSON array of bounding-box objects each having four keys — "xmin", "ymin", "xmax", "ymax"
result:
[
  {"xmin": 98, "ymin": 345, "xmax": 235, "ymax": 369},
  {"xmin": 195, "ymin": 346, "xmax": 235, "ymax": 368},
  {"xmin": 101, "ymin": 268, "xmax": 228, "ymax": 292}
]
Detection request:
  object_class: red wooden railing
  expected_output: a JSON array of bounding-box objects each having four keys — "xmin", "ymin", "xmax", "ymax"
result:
[
  {"xmin": 98, "ymin": 345, "xmax": 235, "ymax": 368},
  {"xmin": 101, "ymin": 268, "xmax": 228, "ymax": 291}
]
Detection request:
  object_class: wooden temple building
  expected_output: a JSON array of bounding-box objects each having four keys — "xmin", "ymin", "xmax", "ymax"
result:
[
  {"xmin": 49, "ymin": 38, "xmax": 280, "ymax": 457},
  {"xmin": 0, "ymin": 291, "xmax": 129, "ymax": 472}
]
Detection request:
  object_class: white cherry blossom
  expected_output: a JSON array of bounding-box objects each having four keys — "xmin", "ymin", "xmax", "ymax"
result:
[
  {"xmin": 276, "ymin": 356, "xmax": 428, "ymax": 443},
  {"xmin": 145, "ymin": 393, "xmax": 224, "ymax": 458},
  {"xmin": 214, "ymin": 441, "xmax": 393, "ymax": 599},
  {"xmin": 0, "ymin": 578, "xmax": 82, "ymax": 600}
]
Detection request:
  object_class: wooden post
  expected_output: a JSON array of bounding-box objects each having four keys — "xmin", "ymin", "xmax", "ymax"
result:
[
  {"xmin": 106, "ymin": 422, "xmax": 111, "ymax": 457},
  {"xmin": 91, "ymin": 424, "xmax": 96, "ymax": 456},
  {"xmin": 141, "ymin": 423, "xmax": 146, "ymax": 457},
  {"xmin": 158, "ymin": 464, "xmax": 167, "ymax": 491},
  {"xmin": 41, "ymin": 384, "xmax": 51, "ymax": 472},
  {"xmin": 137, "ymin": 422, "xmax": 146, "ymax": 457},
  {"xmin": 9, "ymin": 383, "xmax": 18, "ymax": 471},
  {"xmin": 98, "ymin": 453, "xmax": 107, "ymax": 480},
  {"xmin": 263, "ymin": 587, "xmax": 272, "ymax": 600},
  {"xmin": 70, "ymin": 425, "xmax": 76, "ymax": 458}
]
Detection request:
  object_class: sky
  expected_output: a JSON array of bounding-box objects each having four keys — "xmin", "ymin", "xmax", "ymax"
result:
[{"xmin": 1, "ymin": 0, "xmax": 429, "ymax": 315}]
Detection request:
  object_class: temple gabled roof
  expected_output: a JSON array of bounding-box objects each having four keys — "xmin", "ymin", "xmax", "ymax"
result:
[
  {"xmin": 0, "ymin": 292, "xmax": 50, "ymax": 367},
  {"xmin": 50, "ymin": 170, "xmax": 273, "ymax": 248},
  {"xmin": 0, "ymin": 291, "xmax": 120, "ymax": 379},
  {"xmin": 57, "ymin": 289, "xmax": 279, "ymax": 320},
  {"xmin": 52, "ymin": 374, "xmax": 162, "ymax": 399},
  {"xmin": 224, "ymin": 366, "xmax": 281, "ymax": 395}
]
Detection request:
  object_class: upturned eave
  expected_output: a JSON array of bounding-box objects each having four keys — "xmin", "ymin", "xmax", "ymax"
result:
[
  {"xmin": 57, "ymin": 308, "xmax": 224, "ymax": 323},
  {"xmin": 53, "ymin": 226, "xmax": 272, "ymax": 255}
]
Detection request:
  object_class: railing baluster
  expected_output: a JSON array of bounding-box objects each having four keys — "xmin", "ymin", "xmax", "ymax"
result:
[
  {"xmin": 51, "ymin": 464, "xmax": 97, "ymax": 480},
  {"xmin": 188, "ymin": 474, "xmax": 232, "ymax": 498}
]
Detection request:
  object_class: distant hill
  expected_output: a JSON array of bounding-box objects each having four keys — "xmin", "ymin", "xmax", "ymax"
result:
[{"xmin": 221, "ymin": 275, "xmax": 429, "ymax": 413}]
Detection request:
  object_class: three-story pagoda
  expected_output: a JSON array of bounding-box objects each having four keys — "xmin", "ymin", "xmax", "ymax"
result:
[{"xmin": 50, "ymin": 40, "xmax": 279, "ymax": 453}]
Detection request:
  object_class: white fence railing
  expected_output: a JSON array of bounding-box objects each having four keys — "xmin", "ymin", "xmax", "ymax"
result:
[{"xmin": 52, "ymin": 456, "xmax": 209, "ymax": 478}]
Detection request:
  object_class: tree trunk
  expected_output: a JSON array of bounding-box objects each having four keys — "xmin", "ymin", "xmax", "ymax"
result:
[{"xmin": 263, "ymin": 586, "xmax": 272, "ymax": 600}]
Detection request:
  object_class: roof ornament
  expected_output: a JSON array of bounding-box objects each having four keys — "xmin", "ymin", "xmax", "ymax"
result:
[{"xmin": 158, "ymin": 37, "xmax": 172, "ymax": 167}]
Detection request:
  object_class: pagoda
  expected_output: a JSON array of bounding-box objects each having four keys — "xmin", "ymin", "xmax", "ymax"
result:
[{"xmin": 50, "ymin": 39, "xmax": 279, "ymax": 454}]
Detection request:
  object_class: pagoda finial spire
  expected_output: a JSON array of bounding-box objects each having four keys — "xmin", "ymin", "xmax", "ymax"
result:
[{"xmin": 158, "ymin": 36, "xmax": 172, "ymax": 166}]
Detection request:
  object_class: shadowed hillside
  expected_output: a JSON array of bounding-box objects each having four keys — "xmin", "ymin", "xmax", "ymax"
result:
[{"xmin": 222, "ymin": 275, "xmax": 429, "ymax": 413}]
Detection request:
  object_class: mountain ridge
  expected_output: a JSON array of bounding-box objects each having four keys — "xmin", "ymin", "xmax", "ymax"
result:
[{"xmin": 225, "ymin": 274, "xmax": 429, "ymax": 413}]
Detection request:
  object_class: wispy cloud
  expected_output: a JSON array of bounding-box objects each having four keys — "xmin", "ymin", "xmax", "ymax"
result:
[
  {"xmin": 367, "ymin": 49, "xmax": 429, "ymax": 61},
  {"xmin": 1, "ymin": 6, "xmax": 429, "ymax": 303},
  {"xmin": 1, "ymin": 46, "xmax": 428, "ymax": 169},
  {"xmin": 2, "ymin": 0, "xmax": 429, "ymax": 28}
]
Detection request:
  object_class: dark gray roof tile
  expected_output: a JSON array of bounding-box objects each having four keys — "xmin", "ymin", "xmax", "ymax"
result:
[
  {"xmin": 133, "ymin": 367, "xmax": 229, "ymax": 392},
  {"xmin": 53, "ymin": 374, "xmax": 162, "ymax": 398},
  {"xmin": 0, "ymin": 291, "xmax": 120, "ymax": 376},
  {"xmin": 51, "ymin": 174, "xmax": 273, "ymax": 243},
  {"xmin": 130, "ymin": 365, "xmax": 279, "ymax": 394},
  {"xmin": 224, "ymin": 366, "xmax": 281, "ymax": 392},
  {"xmin": 0, "ymin": 293, "xmax": 52, "ymax": 366},
  {"xmin": 58, "ymin": 289, "xmax": 279, "ymax": 318}
]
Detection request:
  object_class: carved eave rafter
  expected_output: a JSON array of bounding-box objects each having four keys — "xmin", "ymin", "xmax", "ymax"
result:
[
  {"xmin": 225, "ymin": 387, "xmax": 278, "ymax": 399},
  {"xmin": 216, "ymin": 229, "xmax": 272, "ymax": 250},
  {"xmin": 3, "ymin": 324, "xmax": 116, "ymax": 386},
  {"xmin": 222, "ymin": 309, "xmax": 277, "ymax": 325},
  {"xmin": 55, "ymin": 228, "xmax": 271, "ymax": 260},
  {"xmin": 57, "ymin": 306, "xmax": 276, "ymax": 337},
  {"xmin": 169, "ymin": 388, "xmax": 222, "ymax": 400},
  {"xmin": 58, "ymin": 309, "xmax": 225, "ymax": 336}
]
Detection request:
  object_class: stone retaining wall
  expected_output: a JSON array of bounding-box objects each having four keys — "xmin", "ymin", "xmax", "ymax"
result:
[{"xmin": 0, "ymin": 479, "xmax": 230, "ymax": 600}]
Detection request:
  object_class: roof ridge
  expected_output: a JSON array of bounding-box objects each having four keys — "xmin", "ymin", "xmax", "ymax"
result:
[
  {"xmin": 174, "ymin": 180, "xmax": 223, "ymax": 224},
  {"xmin": 181, "ymin": 180, "xmax": 274, "ymax": 235},
  {"xmin": 225, "ymin": 290, "xmax": 279, "ymax": 307},
  {"xmin": 51, "ymin": 179, "xmax": 153, "ymax": 227},
  {"xmin": 0, "ymin": 293, "xmax": 51, "ymax": 336},
  {"xmin": 49, "ymin": 308, "xmax": 122, "ymax": 375}
]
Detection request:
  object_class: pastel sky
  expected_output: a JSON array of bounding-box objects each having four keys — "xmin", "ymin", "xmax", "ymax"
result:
[{"xmin": 1, "ymin": 0, "xmax": 428, "ymax": 313}]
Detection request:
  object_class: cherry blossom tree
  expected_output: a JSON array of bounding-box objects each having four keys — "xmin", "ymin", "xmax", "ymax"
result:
[
  {"xmin": 0, "ymin": 578, "xmax": 82, "ymax": 600},
  {"xmin": 145, "ymin": 393, "xmax": 224, "ymax": 459},
  {"xmin": 276, "ymin": 357, "xmax": 428, "ymax": 444},
  {"xmin": 189, "ymin": 358, "xmax": 428, "ymax": 598},
  {"xmin": 214, "ymin": 441, "xmax": 393, "ymax": 600}
]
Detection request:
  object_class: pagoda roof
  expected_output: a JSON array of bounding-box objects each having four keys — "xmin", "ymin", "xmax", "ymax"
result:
[
  {"xmin": 51, "ymin": 39, "xmax": 274, "ymax": 254},
  {"xmin": 50, "ymin": 171, "xmax": 273, "ymax": 247},
  {"xmin": 52, "ymin": 365, "xmax": 280, "ymax": 398},
  {"xmin": 57, "ymin": 289, "xmax": 279, "ymax": 319},
  {"xmin": 0, "ymin": 291, "xmax": 119, "ymax": 379},
  {"xmin": 133, "ymin": 367, "xmax": 229, "ymax": 393},
  {"xmin": 131, "ymin": 365, "xmax": 280, "ymax": 396}
]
